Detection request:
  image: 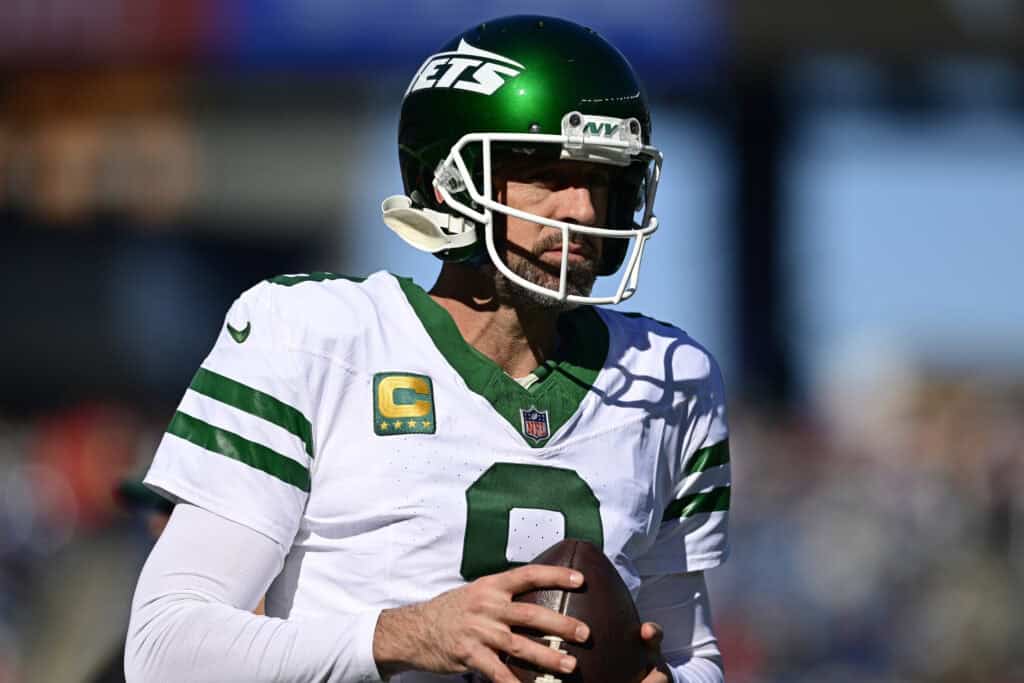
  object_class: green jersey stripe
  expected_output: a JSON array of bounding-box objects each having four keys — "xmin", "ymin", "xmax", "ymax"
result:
[
  {"xmin": 267, "ymin": 272, "xmax": 365, "ymax": 287},
  {"xmin": 190, "ymin": 368, "xmax": 314, "ymax": 459},
  {"xmin": 167, "ymin": 411, "xmax": 311, "ymax": 492},
  {"xmin": 683, "ymin": 440, "xmax": 729, "ymax": 476},
  {"xmin": 661, "ymin": 486, "xmax": 730, "ymax": 521}
]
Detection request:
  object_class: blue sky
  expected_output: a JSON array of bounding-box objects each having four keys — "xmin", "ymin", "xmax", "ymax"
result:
[{"xmin": 789, "ymin": 109, "xmax": 1024, "ymax": 385}]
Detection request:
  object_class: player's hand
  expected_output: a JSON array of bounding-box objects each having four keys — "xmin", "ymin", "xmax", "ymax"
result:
[
  {"xmin": 373, "ymin": 564, "xmax": 590, "ymax": 683},
  {"xmin": 640, "ymin": 621, "xmax": 673, "ymax": 683}
]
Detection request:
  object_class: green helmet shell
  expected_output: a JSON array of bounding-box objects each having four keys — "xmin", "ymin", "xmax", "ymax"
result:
[{"xmin": 398, "ymin": 16, "xmax": 653, "ymax": 271}]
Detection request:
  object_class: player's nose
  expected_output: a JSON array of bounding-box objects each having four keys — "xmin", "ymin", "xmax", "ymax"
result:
[{"xmin": 553, "ymin": 186, "xmax": 597, "ymax": 225}]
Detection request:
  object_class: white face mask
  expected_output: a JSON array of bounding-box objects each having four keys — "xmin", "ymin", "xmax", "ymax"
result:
[{"xmin": 382, "ymin": 111, "xmax": 662, "ymax": 305}]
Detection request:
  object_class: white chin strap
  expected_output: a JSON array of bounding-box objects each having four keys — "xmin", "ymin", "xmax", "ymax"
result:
[
  {"xmin": 381, "ymin": 112, "xmax": 662, "ymax": 306},
  {"xmin": 381, "ymin": 196, "xmax": 477, "ymax": 254}
]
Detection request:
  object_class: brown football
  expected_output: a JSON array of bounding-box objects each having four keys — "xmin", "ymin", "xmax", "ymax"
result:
[{"xmin": 505, "ymin": 539, "xmax": 651, "ymax": 683}]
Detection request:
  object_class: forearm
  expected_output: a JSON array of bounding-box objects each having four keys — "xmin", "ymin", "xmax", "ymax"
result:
[
  {"xmin": 638, "ymin": 572, "xmax": 724, "ymax": 683},
  {"xmin": 125, "ymin": 504, "xmax": 382, "ymax": 683},
  {"xmin": 126, "ymin": 595, "xmax": 382, "ymax": 682}
]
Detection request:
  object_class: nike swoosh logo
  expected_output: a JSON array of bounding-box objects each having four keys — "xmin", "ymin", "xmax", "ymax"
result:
[{"xmin": 227, "ymin": 321, "xmax": 251, "ymax": 343}]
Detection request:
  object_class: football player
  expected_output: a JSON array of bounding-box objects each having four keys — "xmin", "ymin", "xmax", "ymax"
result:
[{"xmin": 126, "ymin": 15, "xmax": 729, "ymax": 683}]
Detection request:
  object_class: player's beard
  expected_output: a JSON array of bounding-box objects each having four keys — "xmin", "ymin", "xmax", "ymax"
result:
[{"xmin": 492, "ymin": 234, "xmax": 600, "ymax": 311}]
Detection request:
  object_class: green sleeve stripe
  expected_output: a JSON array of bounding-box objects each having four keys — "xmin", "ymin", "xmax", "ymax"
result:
[
  {"xmin": 683, "ymin": 440, "xmax": 729, "ymax": 476},
  {"xmin": 266, "ymin": 272, "xmax": 365, "ymax": 287},
  {"xmin": 662, "ymin": 486, "xmax": 730, "ymax": 521},
  {"xmin": 167, "ymin": 411, "xmax": 311, "ymax": 492},
  {"xmin": 190, "ymin": 368, "xmax": 314, "ymax": 459}
]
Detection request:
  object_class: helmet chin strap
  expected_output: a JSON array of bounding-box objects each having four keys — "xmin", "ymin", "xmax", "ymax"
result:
[{"xmin": 380, "ymin": 195, "xmax": 477, "ymax": 254}]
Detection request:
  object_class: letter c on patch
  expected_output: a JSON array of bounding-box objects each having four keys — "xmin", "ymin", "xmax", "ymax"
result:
[{"xmin": 377, "ymin": 376, "xmax": 432, "ymax": 418}]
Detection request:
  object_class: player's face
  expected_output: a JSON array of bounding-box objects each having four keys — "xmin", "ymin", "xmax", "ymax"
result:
[{"xmin": 493, "ymin": 158, "xmax": 609, "ymax": 307}]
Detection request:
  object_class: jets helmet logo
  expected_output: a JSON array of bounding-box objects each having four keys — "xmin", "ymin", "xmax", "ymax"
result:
[{"xmin": 406, "ymin": 39, "xmax": 525, "ymax": 97}]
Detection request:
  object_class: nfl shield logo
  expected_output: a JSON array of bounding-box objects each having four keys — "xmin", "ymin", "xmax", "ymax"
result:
[{"xmin": 520, "ymin": 406, "xmax": 550, "ymax": 443}]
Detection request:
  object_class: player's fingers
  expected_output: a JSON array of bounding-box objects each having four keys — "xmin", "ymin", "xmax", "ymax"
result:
[
  {"xmin": 489, "ymin": 630, "xmax": 577, "ymax": 676},
  {"xmin": 498, "ymin": 563, "xmax": 584, "ymax": 593},
  {"xmin": 641, "ymin": 621, "xmax": 664, "ymax": 645},
  {"xmin": 468, "ymin": 645, "xmax": 522, "ymax": 683},
  {"xmin": 502, "ymin": 601, "xmax": 590, "ymax": 643}
]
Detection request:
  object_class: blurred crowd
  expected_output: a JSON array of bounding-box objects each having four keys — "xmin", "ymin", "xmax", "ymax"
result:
[
  {"xmin": 0, "ymin": 404, "xmax": 157, "ymax": 683},
  {"xmin": 717, "ymin": 372, "xmax": 1024, "ymax": 683},
  {"xmin": 0, "ymin": 369, "xmax": 1020, "ymax": 682}
]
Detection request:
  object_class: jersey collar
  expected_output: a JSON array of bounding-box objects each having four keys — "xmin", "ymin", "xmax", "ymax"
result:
[{"xmin": 394, "ymin": 276, "xmax": 608, "ymax": 448}]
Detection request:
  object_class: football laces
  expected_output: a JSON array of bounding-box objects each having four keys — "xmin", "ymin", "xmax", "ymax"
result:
[{"xmin": 534, "ymin": 635, "xmax": 567, "ymax": 683}]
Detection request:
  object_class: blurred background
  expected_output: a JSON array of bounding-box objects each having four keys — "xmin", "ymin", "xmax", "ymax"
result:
[{"xmin": 0, "ymin": 1, "xmax": 1022, "ymax": 681}]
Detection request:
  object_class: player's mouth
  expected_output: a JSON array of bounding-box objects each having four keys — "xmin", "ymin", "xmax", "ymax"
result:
[{"xmin": 540, "ymin": 242, "xmax": 595, "ymax": 263}]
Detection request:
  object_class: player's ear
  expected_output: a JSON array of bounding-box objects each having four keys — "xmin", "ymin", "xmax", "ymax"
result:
[{"xmin": 434, "ymin": 187, "xmax": 445, "ymax": 205}]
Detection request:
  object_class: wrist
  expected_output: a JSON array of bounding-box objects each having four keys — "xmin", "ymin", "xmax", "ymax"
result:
[{"xmin": 372, "ymin": 603, "xmax": 426, "ymax": 678}]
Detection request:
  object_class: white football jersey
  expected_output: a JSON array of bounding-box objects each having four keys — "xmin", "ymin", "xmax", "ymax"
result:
[{"xmin": 144, "ymin": 270, "xmax": 730, "ymax": 682}]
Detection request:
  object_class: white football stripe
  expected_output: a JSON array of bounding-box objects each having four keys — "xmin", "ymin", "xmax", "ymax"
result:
[
  {"xmin": 148, "ymin": 434, "xmax": 306, "ymax": 544},
  {"xmin": 675, "ymin": 464, "xmax": 731, "ymax": 498},
  {"xmin": 179, "ymin": 389, "xmax": 311, "ymax": 468}
]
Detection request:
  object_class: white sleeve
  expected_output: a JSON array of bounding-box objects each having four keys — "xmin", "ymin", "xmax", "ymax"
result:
[
  {"xmin": 639, "ymin": 352, "xmax": 731, "ymax": 575},
  {"xmin": 144, "ymin": 283, "xmax": 317, "ymax": 547},
  {"xmin": 125, "ymin": 504, "xmax": 383, "ymax": 683},
  {"xmin": 635, "ymin": 572, "xmax": 724, "ymax": 683}
]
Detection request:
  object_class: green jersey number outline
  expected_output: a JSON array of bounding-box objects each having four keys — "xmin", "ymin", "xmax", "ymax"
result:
[{"xmin": 460, "ymin": 462, "xmax": 603, "ymax": 580}]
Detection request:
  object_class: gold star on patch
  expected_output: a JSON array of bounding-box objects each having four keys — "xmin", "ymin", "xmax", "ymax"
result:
[
  {"xmin": 406, "ymin": 419, "xmax": 418, "ymax": 428},
  {"xmin": 421, "ymin": 420, "xmax": 431, "ymax": 428},
  {"xmin": 392, "ymin": 420, "xmax": 403, "ymax": 429},
  {"xmin": 379, "ymin": 421, "xmax": 389, "ymax": 430}
]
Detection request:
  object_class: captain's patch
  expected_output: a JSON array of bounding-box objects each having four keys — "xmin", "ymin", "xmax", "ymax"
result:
[{"xmin": 374, "ymin": 373, "xmax": 436, "ymax": 436}]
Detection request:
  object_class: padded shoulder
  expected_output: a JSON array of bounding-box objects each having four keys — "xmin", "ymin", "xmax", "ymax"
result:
[
  {"xmin": 599, "ymin": 309, "xmax": 717, "ymax": 384},
  {"xmin": 245, "ymin": 271, "xmax": 396, "ymax": 365}
]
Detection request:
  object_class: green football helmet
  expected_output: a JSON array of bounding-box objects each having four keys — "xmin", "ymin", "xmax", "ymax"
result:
[{"xmin": 381, "ymin": 15, "xmax": 662, "ymax": 305}]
